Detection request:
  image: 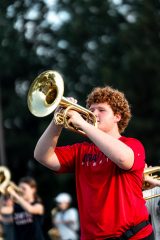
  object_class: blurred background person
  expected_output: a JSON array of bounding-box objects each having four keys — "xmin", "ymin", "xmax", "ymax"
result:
[
  {"xmin": 143, "ymin": 168, "xmax": 160, "ymax": 240},
  {"xmin": 0, "ymin": 222, "xmax": 3, "ymax": 240},
  {"xmin": 48, "ymin": 193, "xmax": 79, "ymax": 240},
  {"xmin": 0, "ymin": 197, "xmax": 4, "ymax": 240},
  {"xmin": 7, "ymin": 176, "xmax": 45, "ymax": 240},
  {"xmin": 0, "ymin": 195, "xmax": 14, "ymax": 240},
  {"xmin": 48, "ymin": 206, "xmax": 61, "ymax": 240}
]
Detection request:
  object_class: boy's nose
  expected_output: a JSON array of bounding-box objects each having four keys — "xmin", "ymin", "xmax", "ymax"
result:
[{"xmin": 93, "ymin": 109, "xmax": 99, "ymax": 116}]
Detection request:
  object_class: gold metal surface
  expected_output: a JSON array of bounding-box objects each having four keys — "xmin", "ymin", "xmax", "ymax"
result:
[
  {"xmin": 144, "ymin": 166, "xmax": 160, "ymax": 200},
  {"xmin": 0, "ymin": 166, "xmax": 22, "ymax": 196},
  {"xmin": 0, "ymin": 166, "xmax": 11, "ymax": 194},
  {"xmin": 27, "ymin": 70, "xmax": 97, "ymax": 135}
]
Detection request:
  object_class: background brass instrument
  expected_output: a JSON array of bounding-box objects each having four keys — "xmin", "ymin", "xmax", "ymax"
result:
[
  {"xmin": 0, "ymin": 166, "xmax": 11, "ymax": 194},
  {"xmin": 27, "ymin": 70, "xmax": 97, "ymax": 135},
  {"xmin": 0, "ymin": 166, "xmax": 22, "ymax": 196},
  {"xmin": 48, "ymin": 207, "xmax": 60, "ymax": 240},
  {"xmin": 143, "ymin": 166, "xmax": 160, "ymax": 200}
]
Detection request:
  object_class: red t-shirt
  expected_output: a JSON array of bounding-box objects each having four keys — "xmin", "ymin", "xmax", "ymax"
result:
[{"xmin": 55, "ymin": 136, "xmax": 152, "ymax": 240}]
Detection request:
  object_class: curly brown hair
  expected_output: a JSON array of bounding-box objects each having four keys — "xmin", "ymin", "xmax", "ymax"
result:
[{"xmin": 86, "ymin": 86, "xmax": 132, "ymax": 133}]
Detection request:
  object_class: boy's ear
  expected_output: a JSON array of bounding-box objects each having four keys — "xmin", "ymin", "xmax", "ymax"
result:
[{"xmin": 115, "ymin": 113, "xmax": 121, "ymax": 123}]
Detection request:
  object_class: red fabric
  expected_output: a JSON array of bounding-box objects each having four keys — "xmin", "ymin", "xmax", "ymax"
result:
[{"xmin": 55, "ymin": 137, "xmax": 152, "ymax": 239}]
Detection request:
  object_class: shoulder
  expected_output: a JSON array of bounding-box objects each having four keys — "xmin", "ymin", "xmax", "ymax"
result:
[
  {"xmin": 120, "ymin": 136, "xmax": 143, "ymax": 144},
  {"xmin": 120, "ymin": 136, "xmax": 145, "ymax": 148},
  {"xmin": 67, "ymin": 207, "xmax": 78, "ymax": 213},
  {"xmin": 65, "ymin": 208, "xmax": 78, "ymax": 217},
  {"xmin": 120, "ymin": 136, "xmax": 145, "ymax": 163}
]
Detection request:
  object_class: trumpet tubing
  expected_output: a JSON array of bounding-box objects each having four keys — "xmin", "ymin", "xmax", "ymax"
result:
[
  {"xmin": 144, "ymin": 166, "xmax": 160, "ymax": 176},
  {"xmin": 0, "ymin": 166, "xmax": 11, "ymax": 194},
  {"xmin": 7, "ymin": 181, "xmax": 23, "ymax": 195},
  {"xmin": 0, "ymin": 166, "xmax": 22, "ymax": 196},
  {"xmin": 27, "ymin": 70, "xmax": 97, "ymax": 135},
  {"xmin": 143, "ymin": 166, "xmax": 160, "ymax": 199},
  {"xmin": 145, "ymin": 193, "xmax": 160, "ymax": 201}
]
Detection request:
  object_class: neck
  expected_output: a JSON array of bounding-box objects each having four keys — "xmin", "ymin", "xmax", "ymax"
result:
[{"xmin": 106, "ymin": 126, "xmax": 121, "ymax": 139}]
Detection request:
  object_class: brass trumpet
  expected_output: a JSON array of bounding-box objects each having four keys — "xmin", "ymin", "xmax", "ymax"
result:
[
  {"xmin": 0, "ymin": 166, "xmax": 22, "ymax": 196},
  {"xmin": 27, "ymin": 70, "xmax": 97, "ymax": 135},
  {"xmin": 143, "ymin": 166, "xmax": 160, "ymax": 200}
]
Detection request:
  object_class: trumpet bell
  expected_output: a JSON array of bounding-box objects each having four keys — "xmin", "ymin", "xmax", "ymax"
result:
[
  {"xmin": 27, "ymin": 70, "xmax": 97, "ymax": 135},
  {"xmin": 27, "ymin": 70, "xmax": 64, "ymax": 117}
]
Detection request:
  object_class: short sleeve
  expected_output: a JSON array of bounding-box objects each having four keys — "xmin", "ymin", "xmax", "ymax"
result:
[
  {"xmin": 55, "ymin": 144, "xmax": 78, "ymax": 173},
  {"xmin": 121, "ymin": 137, "xmax": 145, "ymax": 171}
]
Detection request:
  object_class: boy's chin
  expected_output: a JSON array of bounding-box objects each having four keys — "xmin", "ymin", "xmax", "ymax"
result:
[{"xmin": 97, "ymin": 124, "xmax": 104, "ymax": 130}]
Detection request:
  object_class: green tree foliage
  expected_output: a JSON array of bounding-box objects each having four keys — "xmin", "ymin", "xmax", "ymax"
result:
[
  {"xmin": 0, "ymin": 0, "xmax": 46, "ymax": 176},
  {"xmin": 53, "ymin": 0, "xmax": 160, "ymax": 164}
]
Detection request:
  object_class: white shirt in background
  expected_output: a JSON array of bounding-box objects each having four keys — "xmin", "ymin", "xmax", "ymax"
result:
[
  {"xmin": 54, "ymin": 208, "xmax": 79, "ymax": 240},
  {"xmin": 143, "ymin": 187, "xmax": 160, "ymax": 240}
]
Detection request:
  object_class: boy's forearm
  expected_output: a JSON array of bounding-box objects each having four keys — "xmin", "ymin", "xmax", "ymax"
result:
[
  {"xmin": 81, "ymin": 123, "xmax": 134, "ymax": 170},
  {"xmin": 34, "ymin": 119, "xmax": 62, "ymax": 166}
]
